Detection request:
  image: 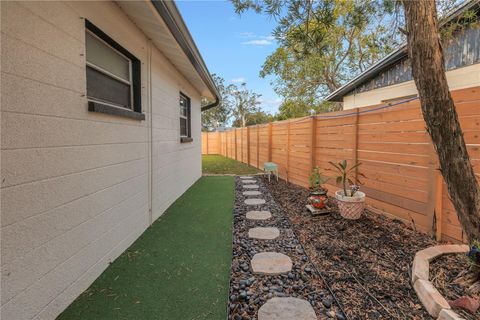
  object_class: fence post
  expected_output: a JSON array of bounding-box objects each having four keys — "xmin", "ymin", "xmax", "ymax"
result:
[
  {"xmin": 239, "ymin": 128, "xmax": 241, "ymax": 161},
  {"xmin": 247, "ymin": 126, "xmax": 251, "ymax": 165},
  {"xmin": 206, "ymin": 132, "xmax": 209, "ymax": 154},
  {"xmin": 310, "ymin": 116, "xmax": 317, "ymax": 172},
  {"xmin": 234, "ymin": 129, "xmax": 237, "ymax": 160},
  {"xmin": 256, "ymin": 125, "xmax": 260, "ymax": 169},
  {"xmin": 286, "ymin": 120, "xmax": 291, "ymax": 183},
  {"xmin": 435, "ymin": 171, "xmax": 443, "ymax": 241},
  {"xmin": 354, "ymin": 108, "xmax": 360, "ymax": 182},
  {"xmin": 268, "ymin": 123, "xmax": 273, "ymax": 162}
]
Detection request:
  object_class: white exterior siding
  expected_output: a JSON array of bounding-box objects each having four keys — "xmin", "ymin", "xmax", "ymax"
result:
[
  {"xmin": 1, "ymin": 1, "xmax": 203, "ymax": 319},
  {"xmin": 150, "ymin": 46, "xmax": 202, "ymax": 220},
  {"xmin": 343, "ymin": 63, "xmax": 480, "ymax": 109}
]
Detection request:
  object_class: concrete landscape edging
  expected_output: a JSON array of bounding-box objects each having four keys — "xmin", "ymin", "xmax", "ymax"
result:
[{"xmin": 411, "ymin": 244, "xmax": 469, "ymax": 319}]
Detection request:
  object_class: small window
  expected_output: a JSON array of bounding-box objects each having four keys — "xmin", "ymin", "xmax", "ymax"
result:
[
  {"xmin": 180, "ymin": 93, "xmax": 192, "ymax": 142},
  {"xmin": 85, "ymin": 20, "xmax": 143, "ymax": 120}
]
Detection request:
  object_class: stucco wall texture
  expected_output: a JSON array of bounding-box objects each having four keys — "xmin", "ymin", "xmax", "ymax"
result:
[{"xmin": 1, "ymin": 1, "xmax": 202, "ymax": 319}]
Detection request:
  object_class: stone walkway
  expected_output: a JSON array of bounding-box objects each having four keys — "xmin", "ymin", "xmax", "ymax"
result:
[{"xmin": 239, "ymin": 176, "xmax": 317, "ymax": 320}]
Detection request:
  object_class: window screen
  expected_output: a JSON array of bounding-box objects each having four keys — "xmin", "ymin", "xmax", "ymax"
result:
[
  {"xmin": 85, "ymin": 22, "xmax": 139, "ymax": 111},
  {"xmin": 85, "ymin": 32, "xmax": 130, "ymax": 81}
]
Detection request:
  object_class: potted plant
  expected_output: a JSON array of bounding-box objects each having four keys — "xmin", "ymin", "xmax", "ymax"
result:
[
  {"xmin": 308, "ymin": 166, "xmax": 329, "ymax": 209},
  {"xmin": 329, "ymin": 160, "xmax": 365, "ymax": 219}
]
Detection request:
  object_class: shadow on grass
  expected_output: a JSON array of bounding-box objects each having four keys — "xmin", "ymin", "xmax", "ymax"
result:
[{"xmin": 58, "ymin": 176, "xmax": 234, "ymax": 320}]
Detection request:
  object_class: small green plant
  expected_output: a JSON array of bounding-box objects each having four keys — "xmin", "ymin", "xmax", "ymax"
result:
[
  {"xmin": 329, "ymin": 160, "xmax": 363, "ymax": 196},
  {"xmin": 308, "ymin": 166, "xmax": 329, "ymax": 192}
]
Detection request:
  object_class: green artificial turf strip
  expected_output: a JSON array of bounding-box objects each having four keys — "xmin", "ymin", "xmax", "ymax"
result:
[
  {"xmin": 58, "ymin": 176, "xmax": 234, "ymax": 320},
  {"xmin": 202, "ymin": 154, "xmax": 261, "ymax": 175}
]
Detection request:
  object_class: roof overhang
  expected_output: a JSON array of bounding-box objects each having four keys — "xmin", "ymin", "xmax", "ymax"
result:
[
  {"xmin": 116, "ymin": 0, "xmax": 219, "ymax": 110},
  {"xmin": 325, "ymin": 0, "xmax": 480, "ymax": 102}
]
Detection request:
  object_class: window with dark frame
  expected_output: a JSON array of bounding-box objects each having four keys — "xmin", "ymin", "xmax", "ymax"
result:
[
  {"xmin": 85, "ymin": 20, "xmax": 144, "ymax": 120},
  {"xmin": 180, "ymin": 93, "xmax": 192, "ymax": 142}
]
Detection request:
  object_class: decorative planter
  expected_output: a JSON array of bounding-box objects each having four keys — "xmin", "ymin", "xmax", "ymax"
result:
[
  {"xmin": 308, "ymin": 195, "xmax": 327, "ymax": 209},
  {"xmin": 308, "ymin": 189, "xmax": 328, "ymax": 209},
  {"xmin": 334, "ymin": 190, "xmax": 365, "ymax": 220}
]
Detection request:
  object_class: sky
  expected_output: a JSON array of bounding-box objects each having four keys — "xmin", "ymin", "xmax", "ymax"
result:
[{"xmin": 176, "ymin": 0, "xmax": 282, "ymax": 114}]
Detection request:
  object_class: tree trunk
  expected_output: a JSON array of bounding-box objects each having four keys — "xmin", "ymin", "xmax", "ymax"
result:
[{"xmin": 402, "ymin": 0, "xmax": 480, "ymax": 243}]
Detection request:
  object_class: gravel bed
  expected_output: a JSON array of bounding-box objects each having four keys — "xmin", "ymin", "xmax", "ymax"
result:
[
  {"xmin": 228, "ymin": 176, "xmax": 343, "ymax": 319},
  {"xmin": 264, "ymin": 177, "xmax": 437, "ymax": 320},
  {"xmin": 430, "ymin": 253, "xmax": 479, "ymax": 319}
]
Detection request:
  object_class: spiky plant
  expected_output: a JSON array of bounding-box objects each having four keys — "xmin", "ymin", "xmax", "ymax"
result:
[{"xmin": 328, "ymin": 160, "xmax": 363, "ymax": 196}]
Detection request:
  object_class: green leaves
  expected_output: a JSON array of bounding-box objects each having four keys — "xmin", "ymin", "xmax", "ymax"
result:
[
  {"xmin": 329, "ymin": 160, "xmax": 364, "ymax": 195},
  {"xmin": 201, "ymin": 74, "xmax": 234, "ymax": 131},
  {"xmin": 202, "ymin": 74, "xmax": 268, "ymax": 130},
  {"xmin": 309, "ymin": 166, "xmax": 329, "ymax": 191},
  {"xmin": 232, "ymin": 0, "xmax": 400, "ymax": 118},
  {"xmin": 336, "ymin": 176, "xmax": 343, "ymax": 185}
]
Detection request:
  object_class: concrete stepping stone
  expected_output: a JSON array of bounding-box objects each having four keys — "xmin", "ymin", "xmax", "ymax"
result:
[
  {"xmin": 245, "ymin": 198, "xmax": 265, "ymax": 205},
  {"xmin": 248, "ymin": 227, "xmax": 280, "ymax": 240},
  {"xmin": 240, "ymin": 176, "xmax": 253, "ymax": 179},
  {"xmin": 243, "ymin": 190, "xmax": 262, "ymax": 196},
  {"xmin": 242, "ymin": 179, "xmax": 257, "ymax": 184},
  {"xmin": 251, "ymin": 252, "xmax": 292, "ymax": 275},
  {"xmin": 258, "ymin": 297, "xmax": 317, "ymax": 320},
  {"xmin": 243, "ymin": 184, "xmax": 259, "ymax": 189},
  {"xmin": 246, "ymin": 211, "xmax": 272, "ymax": 220}
]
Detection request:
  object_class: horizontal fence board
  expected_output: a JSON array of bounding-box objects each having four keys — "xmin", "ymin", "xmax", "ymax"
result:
[{"xmin": 202, "ymin": 86, "xmax": 480, "ymax": 243}]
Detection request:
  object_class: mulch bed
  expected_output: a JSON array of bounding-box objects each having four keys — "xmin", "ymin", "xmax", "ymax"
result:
[
  {"xmin": 228, "ymin": 177, "xmax": 344, "ymax": 319},
  {"xmin": 264, "ymin": 177, "xmax": 438, "ymax": 320},
  {"xmin": 430, "ymin": 254, "xmax": 479, "ymax": 319}
]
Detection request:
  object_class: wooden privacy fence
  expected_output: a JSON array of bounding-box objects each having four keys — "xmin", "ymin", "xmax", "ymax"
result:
[{"xmin": 202, "ymin": 86, "xmax": 480, "ymax": 243}]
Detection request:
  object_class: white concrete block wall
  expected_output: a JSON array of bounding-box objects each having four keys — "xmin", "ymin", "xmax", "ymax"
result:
[
  {"xmin": 150, "ymin": 46, "xmax": 202, "ymax": 220},
  {"xmin": 1, "ymin": 1, "xmax": 203, "ymax": 319}
]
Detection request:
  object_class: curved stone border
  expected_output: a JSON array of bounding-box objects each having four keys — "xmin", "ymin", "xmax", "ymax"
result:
[{"xmin": 411, "ymin": 244, "xmax": 469, "ymax": 319}]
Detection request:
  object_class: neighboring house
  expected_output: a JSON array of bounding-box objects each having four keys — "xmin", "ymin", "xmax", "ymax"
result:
[
  {"xmin": 326, "ymin": 0, "xmax": 480, "ymax": 109},
  {"xmin": 1, "ymin": 1, "xmax": 219, "ymax": 319}
]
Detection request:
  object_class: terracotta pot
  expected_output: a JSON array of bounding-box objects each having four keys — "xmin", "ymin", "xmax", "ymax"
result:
[{"xmin": 334, "ymin": 190, "xmax": 365, "ymax": 220}]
